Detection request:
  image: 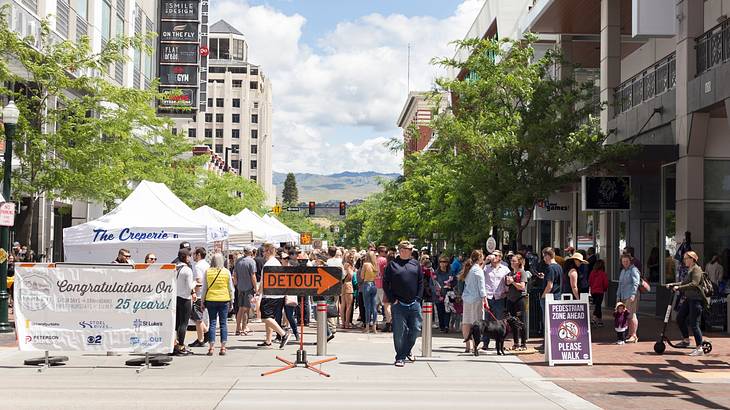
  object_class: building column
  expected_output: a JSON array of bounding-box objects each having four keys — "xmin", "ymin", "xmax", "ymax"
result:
[
  {"xmin": 557, "ymin": 35, "xmax": 574, "ymax": 81},
  {"xmin": 599, "ymin": 211, "xmax": 617, "ymax": 280},
  {"xmin": 675, "ymin": 0, "xmax": 706, "ymax": 260},
  {"xmin": 599, "ymin": 0, "xmax": 621, "ymax": 131}
]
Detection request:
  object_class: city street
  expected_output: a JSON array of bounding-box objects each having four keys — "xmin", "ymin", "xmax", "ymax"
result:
[{"xmin": 0, "ymin": 323, "xmax": 596, "ymax": 410}]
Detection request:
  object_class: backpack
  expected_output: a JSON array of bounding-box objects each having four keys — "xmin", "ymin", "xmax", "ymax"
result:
[{"xmin": 699, "ymin": 271, "xmax": 714, "ymax": 298}]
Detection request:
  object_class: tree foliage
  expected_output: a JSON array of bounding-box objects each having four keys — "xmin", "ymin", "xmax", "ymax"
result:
[
  {"xmin": 342, "ymin": 35, "xmax": 630, "ymax": 251},
  {"xmin": 282, "ymin": 172, "xmax": 298, "ymax": 206}
]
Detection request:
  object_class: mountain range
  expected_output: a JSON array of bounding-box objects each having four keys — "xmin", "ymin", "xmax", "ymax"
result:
[{"xmin": 272, "ymin": 171, "xmax": 400, "ymax": 203}]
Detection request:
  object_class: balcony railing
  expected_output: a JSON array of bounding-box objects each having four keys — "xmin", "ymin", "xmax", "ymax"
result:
[
  {"xmin": 696, "ymin": 20, "xmax": 730, "ymax": 75},
  {"xmin": 614, "ymin": 52, "xmax": 676, "ymax": 115}
]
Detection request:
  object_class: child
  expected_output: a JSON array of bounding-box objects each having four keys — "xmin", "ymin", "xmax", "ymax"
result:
[
  {"xmin": 614, "ymin": 302, "xmax": 630, "ymax": 345},
  {"xmin": 589, "ymin": 259, "xmax": 609, "ymax": 327}
]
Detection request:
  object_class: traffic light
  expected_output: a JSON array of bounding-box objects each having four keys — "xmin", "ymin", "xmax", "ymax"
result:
[
  {"xmin": 308, "ymin": 201, "xmax": 315, "ymax": 215},
  {"xmin": 339, "ymin": 201, "xmax": 346, "ymax": 216}
]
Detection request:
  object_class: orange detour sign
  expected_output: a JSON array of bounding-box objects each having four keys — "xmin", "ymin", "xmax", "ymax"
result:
[{"xmin": 262, "ymin": 266, "xmax": 342, "ymax": 296}]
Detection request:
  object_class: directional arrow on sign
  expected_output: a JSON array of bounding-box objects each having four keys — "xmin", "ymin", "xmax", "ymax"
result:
[{"xmin": 262, "ymin": 266, "xmax": 342, "ymax": 296}]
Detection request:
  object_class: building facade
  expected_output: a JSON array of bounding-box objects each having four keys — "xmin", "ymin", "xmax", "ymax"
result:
[
  {"xmin": 1, "ymin": 0, "xmax": 159, "ymax": 261},
  {"xmin": 396, "ymin": 92, "xmax": 447, "ymax": 155},
  {"xmin": 176, "ymin": 20, "xmax": 275, "ymax": 205}
]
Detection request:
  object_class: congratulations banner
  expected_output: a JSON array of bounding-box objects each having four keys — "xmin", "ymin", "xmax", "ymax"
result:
[{"xmin": 15, "ymin": 264, "xmax": 177, "ymax": 354}]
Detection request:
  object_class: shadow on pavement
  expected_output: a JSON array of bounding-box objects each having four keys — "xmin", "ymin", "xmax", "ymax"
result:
[
  {"xmin": 339, "ymin": 361, "xmax": 393, "ymax": 366},
  {"xmin": 609, "ymin": 381, "xmax": 730, "ymax": 410}
]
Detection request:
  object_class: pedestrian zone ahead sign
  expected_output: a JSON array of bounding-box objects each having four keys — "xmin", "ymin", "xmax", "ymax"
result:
[
  {"xmin": 262, "ymin": 266, "xmax": 342, "ymax": 296},
  {"xmin": 545, "ymin": 294, "xmax": 593, "ymax": 366}
]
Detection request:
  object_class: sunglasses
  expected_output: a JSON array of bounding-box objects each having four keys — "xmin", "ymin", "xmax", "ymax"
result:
[
  {"xmin": 149, "ymin": 257, "xmax": 157, "ymax": 261},
  {"xmin": 123, "ymin": 254, "xmax": 131, "ymax": 258}
]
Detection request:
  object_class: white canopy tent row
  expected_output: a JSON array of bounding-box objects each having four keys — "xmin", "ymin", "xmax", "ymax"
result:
[
  {"xmin": 229, "ymin": 208, "xmax": 299, "ymax": 245},
  {"xmin": 193, "ymin": 205, "xmax": 263, "ymax": 248},
  {"xmin": 262, "ymin": 214, "xmax": 300, "ymax": 245},
  {"xmin": 63, "ymin": 181, "xmax": 229, "ymax": 264}
]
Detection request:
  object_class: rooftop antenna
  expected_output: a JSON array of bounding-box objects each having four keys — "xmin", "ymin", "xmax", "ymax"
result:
[{"xmin": 407, "ymin": 43, "xmax": 411, "ymax": 93}]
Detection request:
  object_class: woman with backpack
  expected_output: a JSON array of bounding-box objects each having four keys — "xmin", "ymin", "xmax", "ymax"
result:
[{"xmin": 666, "ymin": 251, "xmax": 709, "ymax": 356}]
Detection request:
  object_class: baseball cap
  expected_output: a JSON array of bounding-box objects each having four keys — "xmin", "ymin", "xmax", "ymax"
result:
[
  {"xmin": 492, "ymin": 250, "xmax": 503, "ymax": 257},
  {"xmin": 179, "ymin": 241, "xmax": 191, "ymax": 250},
  {"xmin": 398, "ymin": 240, "xmax": 414, "ymax": 250}
]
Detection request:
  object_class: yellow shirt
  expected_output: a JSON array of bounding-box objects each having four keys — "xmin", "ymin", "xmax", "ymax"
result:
[
  {"xmin": 203, "ymin": 267, "xmax": 233, "ymax": 302},
  {"xmin": 362, "ymin": 262, "xmax": 377, "ymax": 282}
]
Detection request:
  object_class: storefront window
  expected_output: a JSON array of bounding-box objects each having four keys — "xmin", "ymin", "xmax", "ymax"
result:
[
  {"xmin": 662, "ymin": 164, "xmax": 677, "ymax": 284},
  {"xmin": 705, "ymin": 160, "xmax": 730, "ymax": 276}
]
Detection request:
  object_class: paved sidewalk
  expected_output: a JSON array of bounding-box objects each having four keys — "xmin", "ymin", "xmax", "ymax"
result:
[
  {"xmin": 520, "ymin": 312, "xmax": 730, "ymax": 409},
  {"xmin": 0, "ymin": 321, "xmax": 595, "ymax": 410}
]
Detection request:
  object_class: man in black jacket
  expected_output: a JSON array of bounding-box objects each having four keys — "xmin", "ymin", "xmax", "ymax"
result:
[{"xmin": 383, "ymin": 240, "xmax": 423, "ymax": 367}]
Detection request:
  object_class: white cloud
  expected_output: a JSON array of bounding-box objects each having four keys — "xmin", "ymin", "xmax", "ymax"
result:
[{"xmin": 211, "ymin": 1, "xmax": 482, "ymax": 175}]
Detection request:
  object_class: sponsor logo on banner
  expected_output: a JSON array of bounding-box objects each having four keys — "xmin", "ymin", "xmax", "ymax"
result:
[
  {"xmin": 33, "ymin": 321, "xmax": 60, "ymax": 327},
  {"xmin": 86, "ymin": 335, "xmax": 103, "ymax": 345},
  {"xmin": 29, "ymin": 334, "xmax": 60, "ymax": 345},
  {"xmin": 18, "ymin": 274, "xmax": 53, "ymax": 311},
  {"xmin": 130, "ymin": 336, "xmax": 163, "ymax": 347},
  {"xmin": 133, "ymin": 319, "xmax": 163, "ymax": 330},
  {"xmin": 79, "ymin": 320, "xmax": 110, "ymax": 329}
]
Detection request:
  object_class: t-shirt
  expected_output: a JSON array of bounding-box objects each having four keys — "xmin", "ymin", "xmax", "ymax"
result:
[
  {"xmin": 545, "ymin": 263, "xmax": 563, "ymax": 296},
  {"xmin": 194, "ymin": 259, "xmax": 210, "ymax": 298},
  {"xmin": 234, "ymin": 256, "xmax": 257, "ymax": 292},
  {"xmin": 176, "ymin": 263, "xmax": 195, "ymax": 300},
  {"xmin": 262, "ymin": 256, "xmax": 284, "ymax": 299},
  {"xmin": 376, "ymin": 256, "xmax": 387, "ymax": 288},
  {"xmin": 507, "ymin": 270, "xmax": 528, "ymax": 302}
]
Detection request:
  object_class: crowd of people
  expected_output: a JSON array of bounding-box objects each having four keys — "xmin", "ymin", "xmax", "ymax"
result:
[{"xmin": 107, "ymin": 233, "xmax": 715, "ymax": 364}]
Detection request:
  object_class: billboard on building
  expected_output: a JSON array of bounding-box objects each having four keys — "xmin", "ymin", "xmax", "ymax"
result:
[
  {"xmin": 160, "ymin": 44, "xmax": 199, "ymax": 64},
  {"xmin": 159, "ymin": 21, "xmax": 199, "ymax": 42},
  {"xmin": 581, "ymin": 176, "xmax": 631, "ymax": 211}
]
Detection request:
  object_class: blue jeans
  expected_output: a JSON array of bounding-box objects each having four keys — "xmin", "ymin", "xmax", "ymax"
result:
[
  {"xmin": 483, "ymin": 298, "xmax": 505, "ymax": 347},
  {"xmin": 392, "ymin": 301, "xmax": 422, "ymax": 361},
  {"xmin": 284, "ymin": 305, "xmax": 299, "ymax": 339},
  {"xmin": 206, "ymin": 301, "xmax": 229, "ymax": 344},
  {"xmin": 362, "ymin": 282, "xmax": 378, "ymax": 325}
]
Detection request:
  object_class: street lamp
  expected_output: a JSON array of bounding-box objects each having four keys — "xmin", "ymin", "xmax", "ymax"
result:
[{"xmin": 0, "ymin": 101, "xmax": 19, "ymax": 333}]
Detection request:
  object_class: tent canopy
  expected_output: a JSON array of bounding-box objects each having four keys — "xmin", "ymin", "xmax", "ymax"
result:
[
  {"xmin": 194, "ymin": 205, "xmax": 260, "ymax": 246},
  {"xmin": 262, "ymin": 214, "xmax": 300, "ymax": 244},
  {"xmin": 229, "ymin": 208, "xmax": 270, "ymax": 244},
  {"xmin": 63, "ymin": 180, "xmax": 227, "ymax": 263}
]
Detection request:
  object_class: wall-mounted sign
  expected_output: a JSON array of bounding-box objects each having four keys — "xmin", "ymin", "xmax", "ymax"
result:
[
  {"xmin": 159, "ymin": 88, "xmax": 197, "ymax": 109},
  {"xmin": 161, "ymin": 0, "xmax": 200, "ymax": 21},
  {"xmin": 160, "ymin": 44, "xmax": 199, "ymax": 64},
  {"xmin": 199, "ymin": 46, "xmax": 209, "ymax": 57},
  {"xmin": 159, "ymin": 21, "xmax": 198, "ymax": 42},
  {"xmin": 159, "ymin": 65, "xmax": 198, "ymax": 86},
  {"xmin": 582, "ymin": 176, "xmax": 631, "ymax": 211},
  {"xmin": 535, "ymin": 192, "xmax": 573, "ymax": 221}
]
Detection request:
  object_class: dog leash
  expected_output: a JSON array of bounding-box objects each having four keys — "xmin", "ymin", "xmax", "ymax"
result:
[{"xmin": 483, "ymin": 303, "xmax": 511, "ymax": 335}]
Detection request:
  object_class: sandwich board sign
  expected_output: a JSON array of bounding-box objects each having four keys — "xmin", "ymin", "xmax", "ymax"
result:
[{"xmin": 545, "ymin": 294, "xmax": 593, "ymax": 366}]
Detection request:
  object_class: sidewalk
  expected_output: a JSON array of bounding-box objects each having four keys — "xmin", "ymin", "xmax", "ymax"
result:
[
  {"xmin": 519, "ymin": 312, "xmax": 730, "ymax": 409},
  {"xmin": 0, "ymin": 321, "xmax": 596, "ymax": 410}
]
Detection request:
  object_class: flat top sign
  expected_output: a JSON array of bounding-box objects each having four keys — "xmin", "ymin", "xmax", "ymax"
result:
[
  {"xmin": 582, "ymin": 176, "xmax": 631, "ymax": 211},
  {"xmin": 262, "ymin": 266, "xmax": 342, "ymax": 296},
  {"xmin": 160, "ymin": 44, "xmax": 199, "ymax": 64},
  {"xmin": 545, "ymin": 295, "xmax": 593, "ymax": 366},
  {"xmin": 161, "ymin": 0, "xmax": 200, "ymax": 21},
  {"xmin": 159, "ymin": 21, "xmax": 199, "ymax": 42},
  {"xmin": 159, "ymin": 65, "xmax": 198, "ymax": 87}
]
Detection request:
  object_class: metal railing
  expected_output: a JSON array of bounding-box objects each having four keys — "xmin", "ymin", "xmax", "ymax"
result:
[
  {"xmin": 614, "ymin": 52, "xmax": 676, "ymax": 115},
  {"xmin": 696, "ymin": 20, "xmax": 730, "ymax": 75}
]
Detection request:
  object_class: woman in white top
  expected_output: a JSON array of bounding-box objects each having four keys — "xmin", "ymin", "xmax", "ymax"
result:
[
  {"xmin": 706, "ymin": 254, "xmax": 724, "ymax": 287},
  {"xmin": 458, "ymin": 250, "xmax": 487, "ymax": 353}
]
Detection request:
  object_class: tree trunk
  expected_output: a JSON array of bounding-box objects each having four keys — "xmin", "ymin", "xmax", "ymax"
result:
[{"xmin": 24, "ymin": 196, "xmax": 37, "ymax": 257}]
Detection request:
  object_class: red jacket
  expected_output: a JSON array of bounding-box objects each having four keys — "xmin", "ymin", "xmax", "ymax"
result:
[{"xmin": 589, "ymin": 269, "xmax": 609, "ymax": 294}]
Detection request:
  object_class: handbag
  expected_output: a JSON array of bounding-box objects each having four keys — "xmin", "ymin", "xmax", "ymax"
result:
[
  {"xmin": 326, "ymin": 297, "xmax": 339, "ymax": 318},
  {"xmin": 638, "ymin": 278, "xmax": 651, "ymax": 293}
]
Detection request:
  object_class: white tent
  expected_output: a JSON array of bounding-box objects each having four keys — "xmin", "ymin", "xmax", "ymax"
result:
[
  {"xmin": 262, "ymin": 215, "xmax": 300, "ymax": 244},
  {"xmin": 63, "ymin": 181, "xmax": 228, "ymax": 263},
  {"xmin": 229, "ymin": 209, "xmax": 271, "ymax": 244},
  {"xmin": 194, "ymin": 205, "xmax": 259, "ymax": 246}
]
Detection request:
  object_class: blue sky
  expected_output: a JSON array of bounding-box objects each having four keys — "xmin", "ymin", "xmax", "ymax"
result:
[{"xmin": 210, "ymin": 0, "xmax": 484, "ymax": 174}]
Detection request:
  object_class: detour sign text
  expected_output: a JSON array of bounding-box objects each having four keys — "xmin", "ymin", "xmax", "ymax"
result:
[{"xmin": 262, "ymin": 266, "xmax": 342, "ymax": 296}]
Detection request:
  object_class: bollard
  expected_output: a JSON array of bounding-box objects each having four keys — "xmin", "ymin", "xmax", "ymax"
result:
[
  {"xmin": 316, "ymin": 301, "xmax": 328, "ymax": 356},
  {"xmin": 421, "ymin": 302, "xmax": 433, "ymax": 357}
]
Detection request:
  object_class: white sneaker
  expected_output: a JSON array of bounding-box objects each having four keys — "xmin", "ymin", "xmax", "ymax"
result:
[
  {"xmin": 616, "ymin": 340, "xmax": 625, "ymax": 345},
  {"xmin": 689, "ymin": 347, "xmax": 704, "ymax": 356}
]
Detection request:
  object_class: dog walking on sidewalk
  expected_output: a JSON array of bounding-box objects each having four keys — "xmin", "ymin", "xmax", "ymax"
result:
[{"xmin": 465, "ymin": 315, "xmax": 523, "ymax": 356}]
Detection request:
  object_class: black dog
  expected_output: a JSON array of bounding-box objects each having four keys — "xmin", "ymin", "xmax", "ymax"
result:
[{"xmin": 465, "ymin": 316, "xmax": 524, "ymax": 356}]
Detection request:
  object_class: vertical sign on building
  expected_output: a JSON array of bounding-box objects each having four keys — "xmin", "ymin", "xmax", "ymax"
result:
[
  {"xmin": 199, "ymin": 0, "xmax": 209, "ymax": 113},
  {"xmin": 158, "ymin": 0, "xmax": 201, "ymax": 115}
]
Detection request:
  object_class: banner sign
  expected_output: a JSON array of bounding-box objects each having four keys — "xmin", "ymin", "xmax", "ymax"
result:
[
  {"xmin": 545, "ymin": 294, "xmax": 593, "ymax": 366},
  {"xmin": 582, "ymin": 176, "xmax": 631, "ymax": 211},
  {"xmin": 161, "ymin": 0, "xmax": 200, "ymax": 21},
  {"xmin": 0, "ymin": 202, "xmax": 15, "ymax": 227},
  {"xmin": 159, "ymin": 21, "xmax": 199, "ymax": 42},
  {"xmin": 159, "ymin": 64, "xmax": 198, "ymax": 87},
  {"xmin": 160, "ymin": 44, "xmax": 199, "ymax": 64},
  {"xmin": 262, "ymin": 266, "xmax": 342, "ymax": 296},
  {"xmin": 534, "ymin": 192, "xmax": 572, "ymax": 221},
  {"xmin": 159, "ymin": 88, "xmax": 197, "ymax": 109},
  {"xmin": 15, "ymin": 264, "xmax": 177, "ymax": 353}
]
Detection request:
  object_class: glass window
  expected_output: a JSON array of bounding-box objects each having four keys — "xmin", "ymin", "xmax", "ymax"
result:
[
  {"xmin": 209, "ymin": 67, "xmax": 225, "ymax": 73},
  {"xmin": 251, "ymin": 114, "xmax": 258, "ymax": 124},
  {"xmin": 215, "ymin": 114, "xmax": 224, "ymax": 122},
  {"xmin": 251, "ymin": 129, "xmax": 258, "ymax": 139},
  {"xmin": 251, "ymin": 68, "xmax": 259, "ymax": 75},
  {"xmin": 232, "ymin": 144, "xmax": 239, "ymax": 153},
  {"xmin": 231, "ymin": 160, "xmax": 239, "ymax": 169},
  {"xmin": 215, "ymin": 129, "xmax": 223, "ymax": 138},
  {"xmin": 215, "ymin": 144, "xmax": 223, "ymax": 153},
  {"xmin": 204, "ymin": 129, "xmax": 212, "ymax": 139},
  {"xmin": 705, "ymin": 160, "xmax": 730, "ymax": 201},
  {"xmin": 250, "ymin": 81, "xmax": 258, "ymax": 90},
  {"xmin": 250, "ymin": 160, "xmax": 257, "ymax": 169},
  {"xmin": 232, "ymin": 99, "xmax": 241, "ymax": 108},
  {"xmin": 254, "ymin": 102, "xmax": 259, "ymax": 109},
  {"xmin": 101, "ymin": 1, "xmax": 112, "ymax": 42},
  {"xmin": 216, "ymin": 98, "xmax": 224, "ymax": 107},
  {"xmin": 250, "ymin": 176, "xmax": 257, "ymax": 182},
  {"xmin": 219, "ymin": 38, "xmax": 230, "ymax": 59},
  {"xmin": 705, "ymin": 202, "xmax": 730, "ymax": 270},
  {"xmin": 116, "ymin": 13, "xmax": 123, "ymax": 38},
  {"xmin": 205, "ymin": 113, "xmax": 212, "ymax": 122},
  {"xmin": 188, "ymin": 128, "xmax": 197, "ymax": 139},
  {"xmin": 76, "ymin": 0, "xmax": 88, "ymax": 20},
  {"xmin": 207, "ymin": 98, "xmax": 213, "ymax": 107},
  {"xmin": 232, "ymin": 114, "xmax": 240, "ymax": 123},
  {"xmin": 251, "ymin": 145, "xmax": 257, "ymax": 154},
  {"xmin": 232, "ymin": 80, "xmax": 242, "ymax": 88},
  {"xmin": 209, "ymin": 38, "xmax": 219, "ymax": 59},
  {"xmin": 171, "ymin": 128, "xmax": 177, "ymax": 135},
  {"xmin": 232, "ymin": 129, "xmax": 240, "ymax": 139},
  {"xmin": 229, "ymin": 67, "xmax": 246, "ymax": 74}
]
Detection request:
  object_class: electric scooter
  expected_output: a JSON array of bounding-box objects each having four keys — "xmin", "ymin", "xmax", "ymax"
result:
[{"xmin": 653, "ymin": 290, "xmax": 712, "ymax": 354}]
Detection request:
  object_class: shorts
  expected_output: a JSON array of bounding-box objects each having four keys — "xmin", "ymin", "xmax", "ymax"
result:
[
  {"xmin": 260, "ymin": 297, "xmax": 285, "ymax": 320},
  {"xmin": 237, "ymin": 289, "xmax": 254, "ymax": 308},
  {"xmin": 462, "ymin": 301, "xmax": 484, "ymax": 325},
  {"xmin": 621, "ymin": 296, "xmax": 639, "ymax": 317},
  {"xmin": 376, "ymin": 288, "xmax": 388, "ymax": 304},
  {"xmin": 190, "ymin": 299, "xmax": 204, "ymax": 321}
]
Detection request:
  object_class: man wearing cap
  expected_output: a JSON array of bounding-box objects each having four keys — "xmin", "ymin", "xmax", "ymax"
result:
[
  {"xmin": 483, "ymin": 250, "xmax": 510, "ymax": 349},
  {"xmin": 172, "ymin": 241, "xmax": 193, "ymax": 268},
  {"xmin": 383, "ymin": 240, "xmax": 423, "ymax": 367}
]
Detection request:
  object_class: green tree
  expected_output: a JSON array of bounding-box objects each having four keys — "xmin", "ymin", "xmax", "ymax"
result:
[
  {"xmin": 0, "ymin": 8, "xmax": 192, "ymax": 245},
  {"xmin": 171, "ymin": 170, "xmax": 267, "ymax": 216},
  {"xmin": 282, "ymin": 172, "xmax": 298, "ymax": 206}
]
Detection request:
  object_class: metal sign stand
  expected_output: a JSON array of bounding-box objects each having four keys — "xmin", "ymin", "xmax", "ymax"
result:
[
  {"xmin": 24, "ymin": 350, "xmax": 69, "ymax": 372},
  {"xmin": 261, "ymin": 296, "xmax": 337, "ymax": 377}
]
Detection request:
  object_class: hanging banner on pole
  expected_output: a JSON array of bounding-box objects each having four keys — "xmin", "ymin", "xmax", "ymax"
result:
[{"xmin": 14, "ymin": 263, "xmax": 177, "ymax": 354}]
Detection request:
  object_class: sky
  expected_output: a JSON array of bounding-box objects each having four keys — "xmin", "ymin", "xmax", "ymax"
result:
[{"xmin": 210, "ymin": 0, "xmax": 484, "ymax": 175}]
